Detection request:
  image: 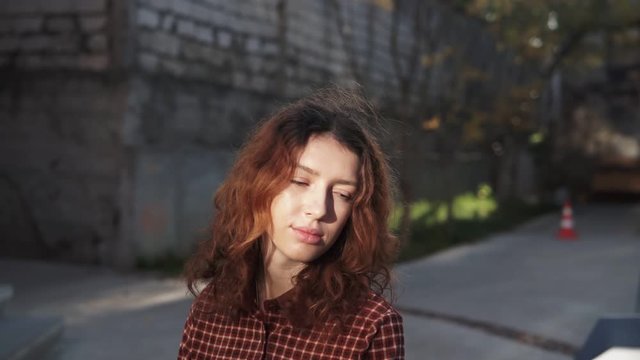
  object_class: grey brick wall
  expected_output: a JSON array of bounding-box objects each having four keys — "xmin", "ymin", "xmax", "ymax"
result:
[
  {"xmin": 0, "ymin": 0, "xmax": 122, "ymax": 263},
  {"xmin": 0, "ymin": 0, "xmax": 111, "ymax": 71},
  {"xmin": 1, "ymin": 0, "xmax": 526, "ymax": 266},
  {"xmin": 131, "ymin": 0, "xmax": 401, "ymax": 98},
  {"xmin": 120, "ymin": 74, "xmax": 279, "ymax": 263},
  {"xmin": 0, "ymin": 73, "xmax": 125, "ymax": 263}
]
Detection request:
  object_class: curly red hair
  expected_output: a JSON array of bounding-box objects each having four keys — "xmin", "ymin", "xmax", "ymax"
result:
[{"xmin": 184, "ymin": 87, "xmax": 398, "ymax": 328}]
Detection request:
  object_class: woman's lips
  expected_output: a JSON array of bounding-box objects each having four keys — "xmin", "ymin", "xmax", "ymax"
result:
[{"xmin": 292, "ymin": 227, "xmax": 324, "ymax": 245}]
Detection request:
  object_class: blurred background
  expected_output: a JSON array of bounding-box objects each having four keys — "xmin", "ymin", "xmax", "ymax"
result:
[
  {"xmin": 1, "ymin": 0, "xmax": 639, "ymax": 267},
  {"xmin": 0, "ymin": 0, "xmax": 638, "ymax": 359}
]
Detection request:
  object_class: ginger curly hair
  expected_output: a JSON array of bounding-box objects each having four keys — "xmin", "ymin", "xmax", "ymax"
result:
[{"xmin": 183, "ymin": 87, "xmax": 398, "ymax": 328}]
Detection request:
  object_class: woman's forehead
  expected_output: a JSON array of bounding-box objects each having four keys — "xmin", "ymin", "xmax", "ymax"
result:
[{"xmin": 295, "ymin": 135, "xmax": 359, "ymax": 183}]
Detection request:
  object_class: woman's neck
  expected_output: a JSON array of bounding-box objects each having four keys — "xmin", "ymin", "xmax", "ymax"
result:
[{"xmin": 259, "ymin": 254, "xmax": 305, "ymax": 302}]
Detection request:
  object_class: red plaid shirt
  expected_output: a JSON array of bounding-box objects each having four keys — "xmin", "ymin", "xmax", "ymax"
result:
[{"xmin": 178, "ymin": 284, "xmax": 404, "ymax": 359}]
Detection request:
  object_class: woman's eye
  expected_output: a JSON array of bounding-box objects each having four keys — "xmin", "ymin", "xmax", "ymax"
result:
[
  {"xmin": 336, "ymin": 192, "xmax": 353, "ymax": 201},
  {"xmin": 291, "ymin": 179, "xmax": 308, "ymax": 186}
]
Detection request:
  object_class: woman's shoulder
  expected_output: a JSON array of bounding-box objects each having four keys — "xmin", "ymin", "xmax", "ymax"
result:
[
  {"xmin": 354, "ymin": 290, "xmax": 402, "ymax": 323},
  {"xmin": 189, "ymin": 281, "xmax": 219, "ymax": 313}
]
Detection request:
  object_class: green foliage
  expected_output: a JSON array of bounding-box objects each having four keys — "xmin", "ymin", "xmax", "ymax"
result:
[
  {"xmin": 390, "ymin": 183, "xmax": 498, "ymax": 228},
  {"xmin": 136, "ymin": 253, "xmax": 186, "ymax": 277},
  {"xmin": 393, "ymin": 184, "xmax": 554, "ymax": 262},
  {"xmin": 459, "ymin": 0, "xmax": 640, "ymax": 73}
]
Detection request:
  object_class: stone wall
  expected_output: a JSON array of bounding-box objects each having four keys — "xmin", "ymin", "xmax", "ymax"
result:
[
  {"xmin": 122, "ymin": 0, "xmax": 404, "ymax": 264},
  {"xmin": 0, "ymin": 0, "xmax": 126, "ymax": 263},
  {"xmin": 0, "ymin": 73, "xmax": 126, "ymax": 263},
  {"xmin": 121, "ymin": 76, "xmax": 276, "ymax": 264},
  {"xmin": 1, "ymin": 0, "xmax": 527, "ymax": 266},
  {"xmin": 132, "ymin": 0, "xmax": 383, "ymax": 97},
  {"xmin": 0, "ymin": 0, "xmax": 113, "ymax": 71}
]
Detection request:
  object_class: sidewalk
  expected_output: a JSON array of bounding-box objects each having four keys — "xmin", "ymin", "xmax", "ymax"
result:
[
  {"xmin": 1, "ymin": 204, "xmax": 638, "ymax": 359},
  {"xmin": 396, "ymin": 204, "xmax": 640, "ymax": 360},
  {"xmin": 0, "ymin": 261, "xmax": 191, "ymax": 359}
]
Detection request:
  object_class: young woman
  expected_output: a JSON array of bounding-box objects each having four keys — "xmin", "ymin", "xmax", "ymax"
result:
[{"xmin": 178, "ymin": 87, "xmax": 404, "ymax": 359}]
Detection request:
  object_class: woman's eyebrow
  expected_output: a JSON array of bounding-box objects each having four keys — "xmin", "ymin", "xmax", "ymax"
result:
[
  {"xmin": 297, "ymin": 164, "xmax": 319, "ymax": 176},
  {"xmin": 296, "ymin": 164, "xmax": 358, "ymax": 186}
]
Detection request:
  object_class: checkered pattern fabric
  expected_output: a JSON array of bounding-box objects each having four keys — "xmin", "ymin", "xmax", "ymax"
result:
[{"xmin": 178, "ymin": 286, "xmax": 404, "ymax": 359}]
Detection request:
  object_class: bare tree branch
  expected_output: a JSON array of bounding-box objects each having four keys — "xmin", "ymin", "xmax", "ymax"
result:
[
  {"xmin": 390, "ymin": 0, "xmax": 426, "ymax": 101},
  {"xmin": 540, "ymin": 29, "xmax": 586, "ymax": 78},
  {"xmin": 329, "ymin": 0, "xmax": 364, "ymax": 84}
]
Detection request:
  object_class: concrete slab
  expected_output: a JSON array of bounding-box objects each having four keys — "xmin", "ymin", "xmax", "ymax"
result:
[
  {"xmin": 0, "ymin": 259, "xmax": 191, "ymax": 360},
  {"xmin": 0, "ymin": 316, "xmax": 63, "ymax": 360},
  {"xmin": 396, "ymin": 204, "xmax": 640, "ymax": 359},
  {"xmin": 0, "ymin": 284, "xmax": 12, "ymax": 315},
  {"xmin": 41, "ymin": 300, "xmax": 191, "ymax": 360},
  {"xmin": 402, "ymin": 313, "xmax": 570, "ymax": 360}
]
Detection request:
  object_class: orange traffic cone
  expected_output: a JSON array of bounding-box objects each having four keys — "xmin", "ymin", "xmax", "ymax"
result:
[{"xmin": 557, "ymin": 200, "xmax": 578, "ymax": 240}]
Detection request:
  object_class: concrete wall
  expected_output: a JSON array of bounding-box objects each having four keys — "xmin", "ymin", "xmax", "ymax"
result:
[
  {"xmin": 121, "ymin": 76, "xmax": 276, "ymax": 264},
  {"xmin": 0, "ymin": 73, "xmax": 126, "ymax": 262},
  {"xmin": 0, "ymin": 0, "xmax": 113, "ymax": 71},
  {"xmin": 1, "ymin": 0, "xmax": 527, "ymax": 266},
  {"xmin": 0, "ymin": 0, "xmax": 126, "ymax": 263},
  {"xmin": 131, "ymin": 0, "xmax": 401, "ymax": 98},
  {"xmin": 124, "ymin": 0, "xmax": 524, "ymax": 263}
]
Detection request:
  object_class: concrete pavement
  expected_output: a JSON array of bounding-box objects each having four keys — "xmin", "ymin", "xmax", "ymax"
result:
[
  {"xmin": 396, "ymin": 204, "xmax": 640, "ymax": 359},
  {"xmin": 1, "ymin": 204, "xmax": 638, "ymax": 359},
  {"xmin": 0, "ymin": 261, "xmax": 191, "ymax": 359}
]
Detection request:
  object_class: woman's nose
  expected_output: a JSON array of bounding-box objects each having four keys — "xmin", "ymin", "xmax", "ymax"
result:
[{"xmin": 303, "ymin": 188, "xmax": 328, "ymax": 219}]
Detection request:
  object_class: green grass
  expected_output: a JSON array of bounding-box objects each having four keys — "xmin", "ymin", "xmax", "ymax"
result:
[
  {"xmin": 390, "ymin": 183, "xmax": 498, "ymax": 227},
  {"xmin": 393, "ymin": 185, "xmax": 555, "ymax": 263}
]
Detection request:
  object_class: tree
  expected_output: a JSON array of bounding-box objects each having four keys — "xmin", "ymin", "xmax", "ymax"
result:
[
  {"xmin": 446, "ymin": 0, "xmax": 640, "ymax": 198},
  {"xmin": 330, "ymin": 0, "xmax": 441, "ymax": 244},
  {"xmin": 452, "ymin": 0, "xmax": 640, "ymax": 78}
]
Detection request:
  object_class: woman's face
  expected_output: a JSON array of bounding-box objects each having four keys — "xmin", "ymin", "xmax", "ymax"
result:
[{"xmin": 266, "ymin": 134, "xmax": 359, "ymax": 269}]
